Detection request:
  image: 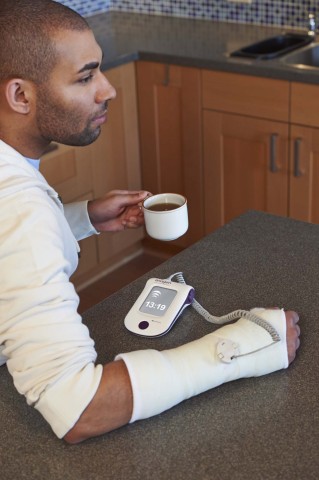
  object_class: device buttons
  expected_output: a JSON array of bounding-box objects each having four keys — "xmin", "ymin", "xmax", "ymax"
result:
[
  {"xmin": 186, "ymin": 288, "xmax": 195, "ymax": 304},
  {"xmin": 138, "ymin": 320, "xmax": 149, "ymax": 330}
]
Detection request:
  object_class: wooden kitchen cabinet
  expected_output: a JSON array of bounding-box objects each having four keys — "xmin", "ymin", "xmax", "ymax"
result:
[
  {"xmin": 136, "ymin": 61, "xmax": 204, "ymax": 250},
  {"xmin": 91, "ymin": 64, "xmax": 144, "ymax": 272},
  {"xmin": 39, "ymin": 58, "xmax": 319, "ymax": 289},
  {"xmin": 202, "ymin": 70, "xmax": 290, "ymax": 232},
  {"xmin": 40, "ymin": 142, "xmax": 98, "ymax": 284},
  {"xmin": 40, "ymin": 63, "xmax": 143, "ymax": 289},
  {"xmin": 203, "ymin": 111, "xmax": 289, "ymax": 232},
  {"xmin": 202, "ymin": 70, "xmax": 290, "ymax": 122}
]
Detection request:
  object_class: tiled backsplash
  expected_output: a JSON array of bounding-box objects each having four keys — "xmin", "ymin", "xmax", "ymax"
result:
[{"xmin": 59, "ymin": 0, "xmax": 318, "ymax": 28}]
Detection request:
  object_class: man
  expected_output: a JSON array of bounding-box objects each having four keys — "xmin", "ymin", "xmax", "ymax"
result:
[{"xmin": 0, "ymin": 0, "xmax": 300, "ymax": 444}]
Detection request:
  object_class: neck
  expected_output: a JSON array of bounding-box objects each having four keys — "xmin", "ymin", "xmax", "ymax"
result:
[{"xmin": 0, "ymin": 129, "xmax": 50, "ymax": 159}]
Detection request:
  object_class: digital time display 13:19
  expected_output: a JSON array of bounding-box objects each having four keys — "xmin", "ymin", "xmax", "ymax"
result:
[{"xmin": 139, "ymin": 286, "xmax": 177, "ymax": 317}]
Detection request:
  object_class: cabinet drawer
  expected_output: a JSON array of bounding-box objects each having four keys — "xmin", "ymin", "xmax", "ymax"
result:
[
  {"xmin": 291, "ymin": 82, "xmax": 319, "ymax": 128},
  {"xmin": 202, "ymin": 70, "xmax": 289, "ymax": 122}
]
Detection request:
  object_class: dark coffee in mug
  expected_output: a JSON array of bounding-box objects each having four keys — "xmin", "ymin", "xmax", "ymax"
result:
[{"xmin": 147, "ymin": 202, "xmax": 180, "ymax": 212}]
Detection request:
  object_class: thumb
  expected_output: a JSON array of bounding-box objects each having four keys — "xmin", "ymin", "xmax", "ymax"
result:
[{"xmin": 121, "ymin": 191, "xmax": 151, "ymax": 207}]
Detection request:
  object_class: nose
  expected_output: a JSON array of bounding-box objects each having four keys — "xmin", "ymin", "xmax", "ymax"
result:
[{"xmin": 96, "ymin": 72, "xmax": 116, "ymax": 104}]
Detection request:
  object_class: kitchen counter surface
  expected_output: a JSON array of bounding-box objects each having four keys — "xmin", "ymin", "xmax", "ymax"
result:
[
  {"xmin": 1, "ymin": 210, "xmax": 319, "ymax": 479},
  {"xmin": 88, "ymin": 11, "xmax": 319, "ymax": 85}
]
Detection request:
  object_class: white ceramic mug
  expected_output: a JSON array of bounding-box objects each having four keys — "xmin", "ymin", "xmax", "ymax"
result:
[{"xmin": 143, "ymin": 193, "xmax": 188, "ymax": 241}]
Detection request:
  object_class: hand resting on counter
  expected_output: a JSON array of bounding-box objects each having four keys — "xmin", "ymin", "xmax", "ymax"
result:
[
  {"xmin": 64, "ymin": 308, "xmax": 300, "ymax": 444},
  {"xmin": 285, "ymin": 310, "xmax": 300, "ymax": 363}
]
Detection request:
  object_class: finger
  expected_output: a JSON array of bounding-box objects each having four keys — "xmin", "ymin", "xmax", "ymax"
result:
[
  {"xmin": 124, "ymin": 213, "xmax": 141, "ymax": 222},
  {"xmin": 125, "ymin": 206, "xmax": 144, "ymax": 215},
  {"xmin": 293, "ymin": 323, "xmax": 301, "ymax": 337},
  {"xmin": 122, "ymin": 192, "xmax": 152, "ymax": 208},
  {"xmin": 286, "ymin": 314, "xmax": 300, "ymax": 340},
  {"xmin": 285, "ymin": 310, "xmax": 300, "ymax": 325},
  {"xmin": 122, "ymin": 222, "xmax": 139, "ymax": 230},
  {"xmin": 281, "ymin": 310, "xmax": 300, "ymax": 336},
  {"xmin": 108, "ymin": 189, "xmax": 141, "ymax": 195},
  {"xmin": 138, "ymin": 192, "xmax": 152, "ymax": 207},
  {"xmin": 270, "ymin": 309, "xmax": 299, "ymax": 326},
  {"xmin": 122, "ymin": 217, "xmax": 144, "ymax": 229}
]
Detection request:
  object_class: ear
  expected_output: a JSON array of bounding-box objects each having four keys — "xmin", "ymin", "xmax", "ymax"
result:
[{"xmin": 5, "ymin": 79, "xmax": 34, "ymax": 114}]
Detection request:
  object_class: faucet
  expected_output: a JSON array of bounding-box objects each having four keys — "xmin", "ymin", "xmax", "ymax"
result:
[{"xmin": 308, "ymin": 13, "xmax": 316, "ymax": 36}]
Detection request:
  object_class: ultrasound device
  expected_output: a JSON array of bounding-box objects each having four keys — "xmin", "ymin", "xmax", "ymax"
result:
[
  {"xmin": 124, "ymin": 272, "xmax": 281, "ymax": 342},
  {"xmin": 124, "ymin": 277, "xmax": 195, "ymax": 337}
]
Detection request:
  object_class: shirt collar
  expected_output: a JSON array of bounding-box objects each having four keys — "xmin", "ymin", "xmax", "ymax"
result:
[{"xmin": 25, "ymin": 157, "xmax": 40, "ymax": 170}]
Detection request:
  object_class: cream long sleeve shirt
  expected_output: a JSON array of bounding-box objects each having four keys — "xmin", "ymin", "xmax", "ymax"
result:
[{"xmin": 0, "ymin": 140, "xmax": 103, "ymax": 438}]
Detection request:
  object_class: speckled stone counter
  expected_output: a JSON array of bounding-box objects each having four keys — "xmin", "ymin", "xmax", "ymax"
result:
[
  {"xmin": 88, "ymin": 11, "xmax": 319, "ymax": 85},
  {"xmin": 1, "ymin": 211, "xmax": 319, "ymax": 479}
]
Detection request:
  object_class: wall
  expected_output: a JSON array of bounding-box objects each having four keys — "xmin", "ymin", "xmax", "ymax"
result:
[{"xmin": 59, "ymin": 0, "xmax": 318, "ymax": 29}]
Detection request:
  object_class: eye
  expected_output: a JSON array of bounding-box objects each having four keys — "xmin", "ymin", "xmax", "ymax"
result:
[{"xmin": 79, "ymin": 73, "xmax": 94, "ymax": 84}]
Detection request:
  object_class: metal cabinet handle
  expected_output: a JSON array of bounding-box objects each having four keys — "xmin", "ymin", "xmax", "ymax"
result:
[
  {"xmin": 294, "ymin": 138, "xmax": 303, "ymax": 177},
  {"xmin": 269, "ymin": 133, "xmax": 279, "ymax": 173}
]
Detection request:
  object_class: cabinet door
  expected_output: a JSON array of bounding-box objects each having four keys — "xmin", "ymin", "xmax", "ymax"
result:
[
  {"xmin": 40, "ymin": 142, "xmax": 93, "ymax": 203},
  {"xmin": 203, "ymin": 111, "xmax": 289, "ymax": 233},
  {"xmin": 289, "ymin": 125, "xmax": 319, "ymax": 223},
  {"xmin": 136, "ymin": 61, "xmax": 204, "ymax": 249},
  {"xmin": 91, "ymin": 64, "xmax": 144, "ymax": 266}
]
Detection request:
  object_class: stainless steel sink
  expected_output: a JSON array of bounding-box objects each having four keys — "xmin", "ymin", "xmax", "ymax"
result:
[
  {"xmin": 282, "ymin": 42, "xmax": 319, "ymax": 68},
  {"xmin": 229, "ymin": 33, "xmax": 313, "ymax": 60}
]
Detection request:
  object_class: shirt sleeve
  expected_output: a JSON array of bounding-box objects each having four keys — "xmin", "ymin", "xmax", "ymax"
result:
[
  {"xmin": 64, "ymin": 201, "xmax": 99, "ymax": 241},
  {"xmin": 0, "ymin": 186, "xmax": 103, "ymax": 438}
]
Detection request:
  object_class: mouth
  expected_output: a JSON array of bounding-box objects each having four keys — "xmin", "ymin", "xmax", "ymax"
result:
[{"xmin": 92, "ymin": 109, "xmax": 108, "ymax": 126}]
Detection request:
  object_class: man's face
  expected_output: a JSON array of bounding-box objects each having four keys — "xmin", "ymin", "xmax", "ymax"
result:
[{"xmin": 35, "ymin": 28, "xmax": 116, "ymax": 146}]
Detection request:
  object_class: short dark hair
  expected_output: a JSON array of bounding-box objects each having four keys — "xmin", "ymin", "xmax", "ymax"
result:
[{"xmin": 0, "ymin": 0, "xmax": 90, "ymax": 84}]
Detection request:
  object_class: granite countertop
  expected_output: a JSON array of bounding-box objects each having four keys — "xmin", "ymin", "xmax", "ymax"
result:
[
  {"xmin": 87, "ymin": 11, "xmax": 319, "ymax": 85},
  {"xmin": 2, "ymin": 211, "xmax": 319, "ymax": 479}
]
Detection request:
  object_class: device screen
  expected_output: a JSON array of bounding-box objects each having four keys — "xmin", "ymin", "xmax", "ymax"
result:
[{"xmin": 139, "ymin": 286, "xmax": 177, "ymax": 317}]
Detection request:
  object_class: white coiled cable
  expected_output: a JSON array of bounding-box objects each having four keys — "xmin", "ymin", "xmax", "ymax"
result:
[{"xmin": 167, "ymin": 272, "xmax": 280, "ymax": 343}]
